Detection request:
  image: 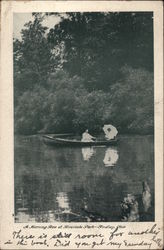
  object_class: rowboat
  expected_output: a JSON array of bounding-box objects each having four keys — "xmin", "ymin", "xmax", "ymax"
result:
[{"xmin": 43, "ymin": 135, "xmax": 118, "ymax": 147}]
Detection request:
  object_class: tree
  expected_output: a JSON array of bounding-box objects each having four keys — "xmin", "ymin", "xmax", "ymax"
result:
[
  {"xmin": 14, "ymin": 14, "xmax": 53, "ymax": 96},
  {"xmin": 108, "ymin": 66, "xmax": 154, "ymax": 133},
  {"xmin": 14, "ymin": 12, "xmax": 154, "ymax": 135},
  {"xmin": 14, "ymin": 87, "xmax": 48, "ymax": 134},
  {"xmin": 73, "ymin": 90, "xmax": 111, "ymax": 132},
  {"xmin": 47, "ymin": 12, "xmax": 153, "ymax": 90}
]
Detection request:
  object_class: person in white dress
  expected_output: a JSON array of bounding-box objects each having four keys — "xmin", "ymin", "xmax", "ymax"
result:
[{"xmin": 81, "ymin": 129, "xmax": 96, "ymax": 142}]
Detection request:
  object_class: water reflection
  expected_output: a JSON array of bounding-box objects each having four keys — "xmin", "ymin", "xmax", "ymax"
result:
[
  {"xmin": 15, "ymin": 187, "xmax": 35, "ymax": 222},
  {"xmin": 103, "ymin": 147, "xmax": 119, "ymax": 167},
  {"xmin": 121, "ymin": 194, "xmax": 139, "ymax": 222},
  {"xmin": 56, "ymin": 192, "xmax": 70, "ymax": 212},
  {"xmin": 14, "ymin": 135, "xmax": 154, "ymax": 222},
  {"xmin": 81, "ymin": 147, "xmax": 95, "ymax": 161},
  {"xmin": 81, "ymin": 146, "xmax": 119, "ymax": 167},
  {"xmin": 121, "ymin": 180, "xmax": 152, "ymax": 222},
  {"xmin": 16, "ymin": 209, "xmax": 36, "ymax": 222},
  {"xmin": 142, "ymin": 181, "xmax": 151, "ymax": 212}
]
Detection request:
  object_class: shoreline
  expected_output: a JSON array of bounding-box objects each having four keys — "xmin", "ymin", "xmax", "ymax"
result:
[{"xmin": 14, "ymin": 133, "xmax": 154, "ymax": 137}]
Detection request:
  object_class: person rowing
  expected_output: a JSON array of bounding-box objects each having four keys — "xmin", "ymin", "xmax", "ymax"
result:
[{"xmin": 81, "ymin": 129, "xmax": 96, "ymax": 142}]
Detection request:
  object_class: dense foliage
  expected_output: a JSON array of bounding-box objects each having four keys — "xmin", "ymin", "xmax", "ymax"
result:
[{"xmin": 14, "ymin": 12, "xmax": 154, "ymax": 135}]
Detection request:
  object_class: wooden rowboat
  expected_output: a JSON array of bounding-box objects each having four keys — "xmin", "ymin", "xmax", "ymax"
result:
[{"xmin": 43, "ymin": 135, "xmax": 118, "ymax": 147}]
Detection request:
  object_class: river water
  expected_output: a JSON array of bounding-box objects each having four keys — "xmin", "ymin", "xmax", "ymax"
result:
[{"xmin": 14, "ymin": 135, "xmax": 154, "ymax": 222}]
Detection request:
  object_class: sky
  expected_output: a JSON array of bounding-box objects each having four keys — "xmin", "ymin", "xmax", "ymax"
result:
[{"xmin": 13, "ymin": 13, "xmax": 61, "ymax": 39}]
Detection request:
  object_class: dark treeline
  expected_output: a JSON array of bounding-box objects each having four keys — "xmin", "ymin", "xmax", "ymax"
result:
[{"xmin": 14, "ymin": 12, "xmax": 154, "ymax": 135}]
